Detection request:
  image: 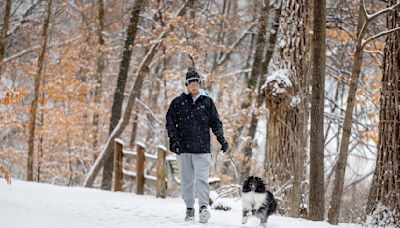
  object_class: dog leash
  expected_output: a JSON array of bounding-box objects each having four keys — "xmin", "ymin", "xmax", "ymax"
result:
[{"xmin": 225, "ymin": 149, "xmax": 243, "ymax": 181}]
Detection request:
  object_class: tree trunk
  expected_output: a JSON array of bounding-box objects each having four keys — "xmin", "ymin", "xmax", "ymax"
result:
[
  {"xmin": 84, "ymin": 3, "xmax": 188, "ymax": 188},
  {"xmin": 129, "ymin": 111, "xmax": 139, "ymax": 148},
  {"xmin": 263, "ymin": 0, "xmax": 309, "ymax": 215},
  {"xmin": 92, "ymin": 0, "xmax": 106, "ymax": 159},
  {"xmin": 101, "ymin": 0, "xmax": 144, "ymax": 190},
  {"xmin": 327, "ymin": 2, "xmax": 366, "ymax": 224},
  {"xmin": 0, "ymin": 0, "xmax": 11, "ymax": 78},
  {"xmin": 366, "ymin": 1, "xmax": 400, "ymax": 225},
  {"xmin": 37, "ymin": 77, "xmax": 46, "ymax": 182},
  {"xmin": 241, "ymin": 1, "xmax": 269, "ymax": 181},
  {"xmin": 27, "ymin": 0, "xmax": 52, "ymax": 181},
  {"xmin": 242, "ymin": 3, "xmax": 281, "ymax": 181},
  {"xmin": 230, "ymin": 33, "xmax": 256, "ymax": 156},
  {"xmin": 308, "ymin": 0, "xmax": 326, "ymax": 221},
  {"xmin": 129, "ymin": 0, "xmax": 168, "ymax": 149},
  {"xmin": 208, "ymin": 0, "xmax": 229, "ymax": 90}
]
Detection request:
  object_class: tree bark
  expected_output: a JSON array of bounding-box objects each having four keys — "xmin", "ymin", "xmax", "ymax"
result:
[
  {"xmin": 263, "ymin": 0, "xmax": 310, "ymax": 216},
  {"xmin": 101, "ymin": 0, "xmax": 144, "ymax": 190},
  {"xmin": 366, "ymin": 1, "xmax": 400, "ymax": 225},
  {"xmin": 92, "ymin": 0, "xmax": 106, "ymax": 159},
  {"xmin": 0, "ymin": 0, "xmax": 11, "ymax": 78},
  {"xmin": 308, "ymin": 0, "xmax": 326, "ymax": 221},
  {"xmin": 27, "ymin": 0, "xmax": 52, "ymax": 181},
  {"xmin": 84, "ymin": 2, "xmax": 188, "ymax": 188}
]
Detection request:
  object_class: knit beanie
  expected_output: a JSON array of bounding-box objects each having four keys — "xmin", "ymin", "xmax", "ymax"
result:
[{"xmin": 185, "ymin": 67, "xmax": 200, "ymax": 86}]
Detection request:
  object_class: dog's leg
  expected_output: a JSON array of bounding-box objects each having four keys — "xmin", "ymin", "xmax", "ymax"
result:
[
  {"xmin": 260, "ymin": 216, "xmax": 267, "ymax": 227},
  {"xmin": 242, "ymin": 209, "xmax": 250, "ymax": 224},
  {"xmin": 242, "ymin": 195, "xmax": 253, "ymax": 224}
]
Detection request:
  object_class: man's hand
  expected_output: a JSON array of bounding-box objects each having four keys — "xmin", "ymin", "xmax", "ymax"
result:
[
  {"xmin": 169, "ymin": 142, "xmax": 180, "ymax": 155},
  {"xmin": 221, "ymin": 141, "xmax": 229, "ymax": 153}
]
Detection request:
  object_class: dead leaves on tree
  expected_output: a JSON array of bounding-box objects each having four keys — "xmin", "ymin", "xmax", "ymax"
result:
[{"xmin": 0, "ymin": 164, "xmax": 11, "ymax": 185}]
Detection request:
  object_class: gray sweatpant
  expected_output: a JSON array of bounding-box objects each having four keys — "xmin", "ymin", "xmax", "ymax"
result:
[{"xmin": 176, "ymin": 153, "xmax": 212, "ymax": 209}]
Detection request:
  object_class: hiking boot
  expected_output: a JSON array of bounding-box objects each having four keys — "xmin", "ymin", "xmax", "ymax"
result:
[
  {"xmin": 184, "ymin": 208, "xmax": 195, "ymax": 221},
  {"xmin": 199, "ymin": 205, "xmax": 210, "ymax": 223}
]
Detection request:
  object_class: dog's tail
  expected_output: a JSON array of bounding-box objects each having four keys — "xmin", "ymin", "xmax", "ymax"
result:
[{"xmin": 266, "ymin": 191, "xmax": 277, "ymax": 216}]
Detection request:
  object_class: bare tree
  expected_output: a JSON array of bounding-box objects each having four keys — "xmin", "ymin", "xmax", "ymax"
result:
[
  {"xmin": 308, "ymin": 0, "xmax": 326, "ymax": 221},
  {"xmin": 328, "ymin": 1, "xmax": 400, "ymax": 224},
  {"xmin": 92, "ymin": 0, "xmax": 106, "ymax": 158},
  {"xmin": 366, "ymin": 1, "xmax": 400, "ymax": 225},
  {"xmin": 27, "ymin": 0, "xmax": 53, "ymax": 181},
  {"xmin": 101, "ymin": 0, "xmax": 145, "ymax": 190}
]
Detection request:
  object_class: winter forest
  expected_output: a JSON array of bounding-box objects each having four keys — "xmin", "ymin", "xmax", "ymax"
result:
[{"xmin": 0, "ymin": 0, "xmax": 399, "ymax": 227}]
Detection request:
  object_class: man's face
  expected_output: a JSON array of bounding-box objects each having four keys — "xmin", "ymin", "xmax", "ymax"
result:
[{"xmin": 186, "ymin": 81, "xmax": 199, "ymax": 96}]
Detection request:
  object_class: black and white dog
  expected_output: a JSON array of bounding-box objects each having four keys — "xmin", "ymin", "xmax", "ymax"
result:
[{"xmin": 241, "ymin": 176, "xmax": 277, "ymax": 227}]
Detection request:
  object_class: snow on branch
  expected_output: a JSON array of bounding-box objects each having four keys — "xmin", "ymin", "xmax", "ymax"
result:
[
  {"xmin": 362, "ymin": 0, "xmax": 369, "ymax": 19},
  {"xmin": 6, "ymin": 0, "xmax": 42, "ymax": 37},
  {"xmin": 362, "ymin": 26, "xmax": 400, "ymax": 47},
  {"xmin": 358, "ymin": 2, "xmax": 400, "ymax": 41},
  {"xmin": 363, "ymin": 49, "xmax": 384, "ymax": 56},
  {"xmin": 365, "ymin": 2, "xmax": 400, "ymax": 21},
  {"xmin": 83, "ymin": 118, "xmax": 123, "ymax": 187},
  {"xmin": 273, "ymin": 178, "xmax": 293, "ymax": 197},
  {"xmin": 135, "ymin": 98, "xmax": 163, "ymax": 124}
]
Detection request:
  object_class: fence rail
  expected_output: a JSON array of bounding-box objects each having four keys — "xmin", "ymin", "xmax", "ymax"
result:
[{"xmin": 112, "ymin": 139, "xmax": 167, "ymax": 198}]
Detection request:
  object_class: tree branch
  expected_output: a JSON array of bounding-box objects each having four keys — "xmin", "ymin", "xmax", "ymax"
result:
[
  {"xmin": 135, "ymin": 98, "xmax": 163, "ymax": 124},
  {"xmin": 362, "ymin": 26, "xmax": 400, "ymax": 48},
  {"xmin": 217, "ymin": 21, "xmax": 257, "ymax": 66},
  {"xmin": 357, "ymin": 2, "xmax": 400, "ymax": 42},
  {"xmin": 361, "ymin": 0, "xmax": 369, "ymax": 19},
  {"xmin": 366, "ymin": 2, "xmax": 400, "ymax": 21},
  {"xmin": 7, "ymin": 0, "xmax": 43, "ymax": 37}
]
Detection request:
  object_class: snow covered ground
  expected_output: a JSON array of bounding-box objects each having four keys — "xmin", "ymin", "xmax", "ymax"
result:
[{"xmin": 0, "ymin": 180, "xmax": 361, "ymax": 228}]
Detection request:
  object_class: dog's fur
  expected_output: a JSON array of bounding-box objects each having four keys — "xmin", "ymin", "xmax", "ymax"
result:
[{"xmin": 241, "ymin": 176, "xmax": 277, "ymax": 227}]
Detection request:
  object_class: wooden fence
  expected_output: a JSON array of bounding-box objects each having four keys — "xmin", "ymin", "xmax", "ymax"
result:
[{"xmin": 112, "ymin": 139, "xmax": 167, "ymax": 198}]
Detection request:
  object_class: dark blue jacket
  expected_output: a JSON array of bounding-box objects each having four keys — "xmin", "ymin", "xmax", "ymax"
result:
[{"xmin": 166, "ymin": 92, "xmax": 227, "ymax": 154}]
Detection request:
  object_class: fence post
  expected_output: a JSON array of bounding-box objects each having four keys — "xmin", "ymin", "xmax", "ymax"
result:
[
  {"xmin": 156, "ymin": 146, "xmax": 167, "ymax": 198},
  {"xmin": 113, "ymin": 139, "xmax": 123, "ymax": 192},
  {"xmin": 136, "ymin": 144, "xmax": 145, "ymax": 194}
]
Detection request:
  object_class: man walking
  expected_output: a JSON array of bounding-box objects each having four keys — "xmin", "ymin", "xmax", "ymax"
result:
[{"xmin": 166, "ymin": 67, "xmax": 229, "ymax": 223}]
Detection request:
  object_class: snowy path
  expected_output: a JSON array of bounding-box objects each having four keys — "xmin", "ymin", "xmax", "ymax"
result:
[{"xmin": 0, "ymin": 180, "xmax": 361, "ymax": 228}]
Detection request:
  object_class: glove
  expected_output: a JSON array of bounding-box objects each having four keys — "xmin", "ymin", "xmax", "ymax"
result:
[
  {"xmin": 221, "ymin": 141, "xmax": 229, "ymax": 153},
  {"xmin": 169, "ymin": 141, "xmax": 180, "ymax": 155}
]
